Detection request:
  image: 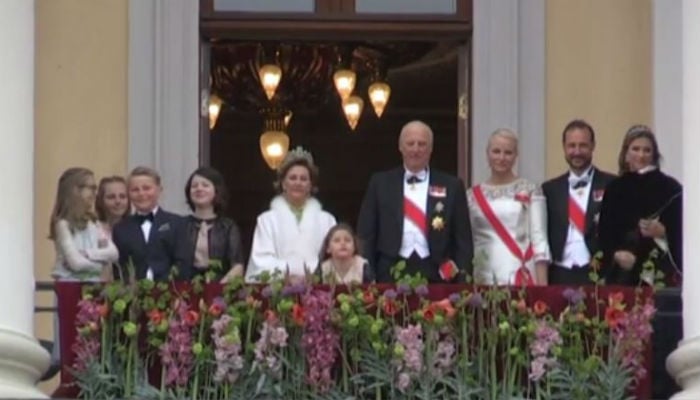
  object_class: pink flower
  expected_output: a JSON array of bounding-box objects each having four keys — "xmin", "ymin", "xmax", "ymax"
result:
[{"xmin": 301, "ymin": 290, "xmax": 338, "ymax": 393}]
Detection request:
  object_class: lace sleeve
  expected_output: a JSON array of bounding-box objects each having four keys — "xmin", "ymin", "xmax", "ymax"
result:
[{"xmin": 528, "ymin": 184, "xmax": 551, "ymax": 263}]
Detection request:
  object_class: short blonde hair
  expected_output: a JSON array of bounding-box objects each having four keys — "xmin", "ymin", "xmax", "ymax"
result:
[
  {"xmin": 487, "ymin": 128, "xmax": 519, "ymax": 152},
  {"xmin": 128, "ymin": 166, "xmax": 161, "ymax": 186}
]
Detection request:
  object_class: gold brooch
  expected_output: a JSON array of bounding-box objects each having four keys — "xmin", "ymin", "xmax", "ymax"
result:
[{"xmin": 431, "ymin": 216, "xmax": 445, "ymax": 231}]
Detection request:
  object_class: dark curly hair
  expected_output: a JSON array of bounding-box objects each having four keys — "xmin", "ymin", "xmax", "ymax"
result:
[{"xmin": 184, "ymin": 166, "xmax": 229, "ymax": 214}]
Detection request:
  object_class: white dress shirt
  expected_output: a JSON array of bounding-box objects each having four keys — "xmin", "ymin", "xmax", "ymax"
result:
[
  {"xmin": 399, "ymin": 169, "xmax": 430, "ymax": 259},
  {"xmin": 560, "ymin": 168, "xmax": 593, "ymax": 268}
]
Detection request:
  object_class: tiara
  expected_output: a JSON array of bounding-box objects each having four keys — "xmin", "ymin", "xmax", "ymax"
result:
[
  {"xmin": 279, "ymin": 146, "xmax": 315, "ymax": 171},
  {"xmin": 626, "ymin": 124, "xmax": 653, "ymax": 137}
]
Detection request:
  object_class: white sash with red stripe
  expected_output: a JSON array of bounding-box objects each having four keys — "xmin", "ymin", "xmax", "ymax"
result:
[{"xmin": 473, "ymin": 185, "xmax": 535, "ymax": 286}]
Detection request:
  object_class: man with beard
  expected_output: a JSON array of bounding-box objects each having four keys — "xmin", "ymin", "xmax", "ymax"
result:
[{"xmin": 542, "ymin": 120, "xmax": 616, "ymax": 284}]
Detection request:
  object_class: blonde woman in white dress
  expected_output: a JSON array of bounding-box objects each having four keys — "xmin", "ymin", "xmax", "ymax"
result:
[{"xmin": 467, "ymin": 129, "xmax": 550, "ymax": 285}]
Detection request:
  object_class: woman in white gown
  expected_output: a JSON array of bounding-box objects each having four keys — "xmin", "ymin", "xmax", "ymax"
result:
[{"xmin": 467, "ymin": 129, "xmax": 550, "ymax": 285}]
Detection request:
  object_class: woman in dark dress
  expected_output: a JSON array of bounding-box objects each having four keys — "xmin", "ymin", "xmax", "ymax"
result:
[
  {"xmin": 178, "ymin": 167, "xmax": 244, "ymax": 282},
  {"xmin": 599, "ymin": 125, "xmax": 682, "ymax": 286}
]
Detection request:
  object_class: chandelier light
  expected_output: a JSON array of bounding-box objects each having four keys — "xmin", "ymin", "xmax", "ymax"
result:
[
  {"xmin": 260, "ymin": 130, "xmax": 289, "ymax": 170},
  {"xmin": 342, "ymin": 95, "xmax": 364, "ymax": 130},
  {"xmin": 208, "ymin": 94, "xmax": 223, "ymax": 129},
  {"xmin": 259, "ymin": 110, "xmax": 289, "ymax": 169},
  {"xmin": 258, "ymin": 64, "xmax": 282, "ymax": 101},
  {"xmin": 333, "ymin": 69, "xmax": 356, "ymax": 100},
  {"xmin": 368, "ymin": 81, "xmax": 391, "ymax": 118}
]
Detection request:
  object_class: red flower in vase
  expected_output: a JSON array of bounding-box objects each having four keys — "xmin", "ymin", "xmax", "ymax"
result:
[
  {"xmin": 184, "ymin": 310, "xmax": 200, "ymax": 326},
  {"xmin": 382, "ymin": 299, "xmax": 399, "ymax": 316},
  {"xmin": 148, "ymin": 309, "xmax": 164, "ymax": 325},
  {"xmin": 605, "ymin": 307, "xmax": 626, "ymax": 329},
  {"xmin": 292, "ymin": 303, "xmax": 305, "ymax": 326},
  {"xmin": 533, "ymin": 300, "xmax": 548, "ymax": 316}
]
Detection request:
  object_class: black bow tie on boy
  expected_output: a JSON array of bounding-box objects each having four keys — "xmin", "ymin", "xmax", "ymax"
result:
[{"xmin": 135, "ymin": 212, "xmax": 155, "ymax": 225}]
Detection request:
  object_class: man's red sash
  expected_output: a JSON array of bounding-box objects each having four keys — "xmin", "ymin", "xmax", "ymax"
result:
[
  {"xmin": 403, "ymin": 197, "xmax": 427, "ymax": 235},
  {"xmin": 568, "ymin": 196, "xmax": 586, "ymax": 234},
  {"xmin": 473, "ymin": 186, "xmax": 534, "ymax": 286}
]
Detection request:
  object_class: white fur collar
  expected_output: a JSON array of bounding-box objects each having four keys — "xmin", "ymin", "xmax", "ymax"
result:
[{"xmin": 270, "ymin": 195, "xmax": 322, "ymax": 213}]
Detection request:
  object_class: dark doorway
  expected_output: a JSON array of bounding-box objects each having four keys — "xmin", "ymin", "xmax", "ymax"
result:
[{"xmin": 208, "ymin": 40, "xmax": 462, "ymax": 256}]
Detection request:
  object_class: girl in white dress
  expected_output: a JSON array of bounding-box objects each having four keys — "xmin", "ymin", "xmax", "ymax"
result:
[
  {"xmin": 467, "ymin": 129, "xmax": 550, "ymax": 285},
  {"xmin": 317, "ymin": 223, "xmax": 372, "ymax": 285},
  {"xmin": 50, "ymin": 168, "xmax": 119, "ymax": 282},
  {"xmin": 49, "ymin": 167, "xmax": 119, "ymax": 365},
  {"xmin": 245, "ymin": 147, "xmax": 336, "ymax": 283}
]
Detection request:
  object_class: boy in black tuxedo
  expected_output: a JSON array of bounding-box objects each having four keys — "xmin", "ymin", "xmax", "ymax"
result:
[
  {"xmin": 542, "ymin": 120, "xmax": 615, "ymax": 284},
  {"xmin": 112, "ymin": 166, "xmax": 183, "ymax": 281}
]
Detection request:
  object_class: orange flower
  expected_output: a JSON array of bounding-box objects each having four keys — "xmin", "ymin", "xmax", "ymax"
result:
[
  {"xmin": 97, "ymin": 303, "xmax": 110, "ymax": 318},
  {"xmin": 148, "ymin": 309, "xmax": 163, "ymax": 325},
  {"xmin": 292, "ymin": 303, "xmax": 305, "ymax": 326},
  {"xmin": 265, "ymin": 309, "xmax": 278, "ymax": 323},
  {"xmin": 184, "ymin": 310, "xmax": 199, "ymax": 326},
  {"xmin": 433, "ymin": 299, "xmax": 456, "ymax": 318},
  {"xmin": 575, "ymin": 312, "xmax": 586, "ymax": 323},
  {"xmin": 533, "ymin": 300, "xmax": 548, "ymax": 316},
  {"xmin": 605, "ymin": 307, "xmax": 625, "ymax": 329},
  {"xmin": 383, "ymin": 299, "xmax": 399, "ymax": 316},
  {"xmin": 515, "ymin": 299, "xmax": 527, "ymax": 314}
]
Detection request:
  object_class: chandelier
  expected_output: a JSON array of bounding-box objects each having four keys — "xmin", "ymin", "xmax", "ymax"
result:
[{"xmin": 208, "ymin": 41, "xmax": 432, "ymax": 168}]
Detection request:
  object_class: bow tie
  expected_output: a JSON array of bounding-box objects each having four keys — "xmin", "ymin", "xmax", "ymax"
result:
[
  {"xmin": 570, "ymin": 179, "xmax": 588, "ymax": 190},
  {"xmin": 406, "ymin": 175, "xmax": 424, "ymax": 184},
  {"xmin": 135, "ymin": 212, "xmax": 155, "ymax": 224}
]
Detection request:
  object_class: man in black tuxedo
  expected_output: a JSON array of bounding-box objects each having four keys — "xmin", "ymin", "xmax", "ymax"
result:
[
  {"xmin": 357, "ymin": 120, "xmax": 473, "ymax": 283},
  {"xmin": 542, "ymin": 120, "xmax": 616, "ymax": 284},
  {"xmin": 112, "ymin": 166, "xmax": 183, "ymax": 282}
]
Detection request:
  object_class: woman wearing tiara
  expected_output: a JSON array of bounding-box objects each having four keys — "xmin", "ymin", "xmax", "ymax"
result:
[
  {"xmin": 245, "ymin": 147, "xmax": 337, "ymax": 283},
  {"xmin": 466, "ymin": 128, "xmax": 550, "ymax": 285},
  {"xmin": 599, "ymin": 125, "xmax": 683, "ymax": 286}
]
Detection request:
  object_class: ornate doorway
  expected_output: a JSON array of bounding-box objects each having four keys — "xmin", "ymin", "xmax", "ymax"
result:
[{"xmin": 199, "ymin": 0, "xmax": 472, "ymax": 255}]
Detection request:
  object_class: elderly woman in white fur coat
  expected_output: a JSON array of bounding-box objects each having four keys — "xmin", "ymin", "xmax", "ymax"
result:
[{"xmin": 245, "ymin": 147, "xmax": 336, "ymax": 283}]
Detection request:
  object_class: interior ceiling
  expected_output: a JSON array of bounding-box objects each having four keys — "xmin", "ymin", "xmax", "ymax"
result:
[{"xmin": 210, "ymin": 40, "xmax": 460, "ymax": 115}]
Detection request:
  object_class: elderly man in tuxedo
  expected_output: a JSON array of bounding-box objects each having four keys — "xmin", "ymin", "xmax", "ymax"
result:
[
  {"xmin": 542, "ymin": 119, "xmax": 616, "ymax": 284},
  {"xmin": 357, "ymin": 120, "xmax": 473, "ymax": 283}
]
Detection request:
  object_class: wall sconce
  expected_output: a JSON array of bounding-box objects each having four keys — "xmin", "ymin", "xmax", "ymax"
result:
[
  {"xmin": 333, "ymin": 69, "xmax": 356, "ymax": 100},
  {"xmin": 208, "ymin": 94, "xmax": 223, "ymax": 129},
  {"xmin": 368, "ymin": 82, "xmax": 391, "ymax": 118},
  {"xmin": 342, "ymin": 95, "xmax": 364, "ymax": 130},
  {"xmin": 259, "ymin": 110, "xmax": 289, "ymax": 169},
  {"xmin": 258, "ymin": 64, "xmax": 282, "ymax": 101}
]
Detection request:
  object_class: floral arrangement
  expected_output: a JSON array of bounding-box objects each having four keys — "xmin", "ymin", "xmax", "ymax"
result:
[{"xmin": 67, "ymin": 266, "xmax": 656, "ymax": 400}]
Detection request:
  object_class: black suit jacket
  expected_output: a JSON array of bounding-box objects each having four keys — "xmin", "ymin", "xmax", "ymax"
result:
[
  {"xmin": 112, "ymin": 208, "xmax": 184, "ymax": 282},
  {"xmin": 541, "ymin": 167, "xmax": 616, "ymax": 263},
  {"xmin": 357, "ymin": 167, "xmax": 473, "ymax": 282}
]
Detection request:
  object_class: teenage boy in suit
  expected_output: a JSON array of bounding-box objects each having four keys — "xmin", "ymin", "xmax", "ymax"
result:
[{"xmin": 112, "ymin": 166, "xmax": 183, "ymax": 281}]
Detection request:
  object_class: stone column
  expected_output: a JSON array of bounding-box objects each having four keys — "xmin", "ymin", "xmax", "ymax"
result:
[
  {"xmin": 666, "ymin": 0, "xmax": 700, "ymax": 397},
  {"xmin": 0, "ymin": 0, "xmax": 50, "ymax": 397}
]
